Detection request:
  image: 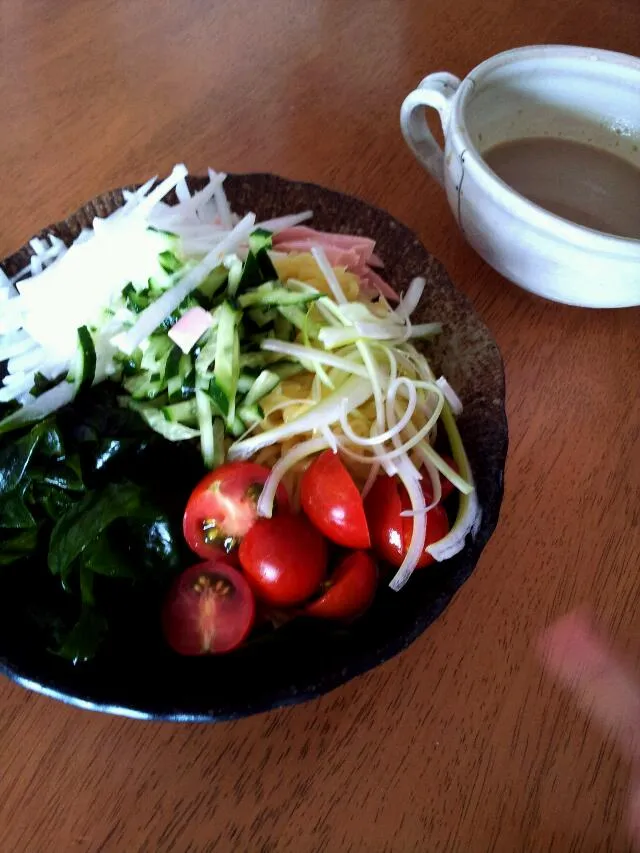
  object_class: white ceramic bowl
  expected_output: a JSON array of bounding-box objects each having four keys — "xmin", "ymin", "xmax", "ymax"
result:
[{"xmin": 400, "ymin": 45, "xmax": 640, "ymax": 308}]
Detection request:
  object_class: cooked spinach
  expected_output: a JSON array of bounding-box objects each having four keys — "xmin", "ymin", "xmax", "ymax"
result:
[{"xmin": 0, "ymin": 385, "xmax": 201, "ymax": 663}]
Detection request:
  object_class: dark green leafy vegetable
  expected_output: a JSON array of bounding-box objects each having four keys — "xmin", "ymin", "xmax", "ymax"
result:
[
  {"xmin": 0, "ymin": 385, "xmax": 200, "ymax": 663},
  {"xmin": 0, "ymin": 528, "xmax": 39, "ymax": 564},
  {"xmin": 55, "ymin": 607, "xmax": 107, "ymax": 664},
  {"xmin": 48, "ymin": 482, "xmax": 144, "ymax": 580}
]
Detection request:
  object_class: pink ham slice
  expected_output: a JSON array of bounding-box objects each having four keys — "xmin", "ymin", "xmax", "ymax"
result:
[{"xmin": 272, "ymin": 226, "xmax": 398, "ymax": 301}]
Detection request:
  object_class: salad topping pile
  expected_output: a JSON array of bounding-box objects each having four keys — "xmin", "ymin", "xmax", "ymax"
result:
[{"xmin": 0, "ymin": 166, "xmax": 479, "ymax": 659}]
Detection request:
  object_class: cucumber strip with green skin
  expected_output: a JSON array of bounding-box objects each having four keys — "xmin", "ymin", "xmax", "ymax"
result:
[
  {"xmin": 206, "ymin": 376, "xmax": 230, "ymax": 417},
  {"xmin": 158, "ymin": 250, "xmax": 182, "ymax": 274},
  {"xmin": 148, "ymin": 269, "xmax": 175, "ymax": 292},
  {"xmin": 239, "ymin": 351, "xmax": 283, "ymax": 369},
  {"xmin": 123, "ymin": 283, "xmax": 151, "ymax": 313},
  {"xmin": 194, "ymin": 331, "xmax": 219, "ymax": 378},
  {"xmin": 238, "ymin": 288, "xmax": 321, "ymax": 308},
  {"xmin": 237, "ymin": 252, "xmax": 263, "ymax": 292},
  {"xmin": 195, "ymin": 389, "xmax": 215, "ymax": 468},
  {"xmin": 236, "ymin": 373, "xmax": 256, "ymax": 394},
  {"xmin": 226, "ymin": 258, "xmax": 244, "ymax": 298},
  {"xmin": 244, "ymin": 370, "xmax": 280, "ymax": 407},
  {"xmin": 164, "ymin": 344, "xmax": 182, "ymax": 380},
  {"xmin": 228, "ymin": 415, "xmax": 247, "ymax": 437},
  {"xmin": 248, "ymin": 307, "xmax": 278, "ymax": 328},
  {"xmin": 249, "ymin": 228, "xmax": 273, "ymax": 253},
  {"xmin": 273, "ymin": 313, "xmax": 293, "ymax": 342},
  {"xmin": 136, "ymin": 405, "xmax": 200, "ymax": 441},
  {"xmin": 197, "ymin": 265, "xmax": 228, "ymax": 301},
  {"xmin": 141, "ymin": 336, "xmax": 173, "ymax": 371},
  {"xmin": 161, "ymin": 400, "xmax": 197, "ymax": 423},
  {"xmin": 237, "ymin": 403, "xmax": 264, "ymax": 427},
  {"xmin": 213, "ymin": 302, "xmax": 240, "ymax": 427},
  {"xmin": 256, "ymin": 247, "xmax": 278, "ymax": 281},
  {"xmin": 124, "ymin": 373, "xmax": 165, "ymax": 401},
  {"xmin": 211, "ymin": 417, "xmax": 225, "ymax": 468},
  {"xmin": 75, "ymin": 326, "xmax": 97, "ymax": 392},
  {"xmin": 276, "ymin": 304, "xmax": 316, "ymax": 334}
]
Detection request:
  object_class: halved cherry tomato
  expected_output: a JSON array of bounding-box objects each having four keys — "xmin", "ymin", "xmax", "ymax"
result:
[
  {"xmin": 306, "ymin": 551, "xmax": 378, "ymax": 621},
  {"xmin": 300, "ymin": 451, "xmax": 370, "ymax": 549},
  {"xmin": 364, "ymin": 476, "xmax": 450, "ymax": 569},
  {"xmin": 239, "ymin": 514, "xmax": 328, "ymax": 606},
  {"xmin": 162, "ymin": 561, "xmax": 255, "ymax": 655},
  {"xmin": 183, "ymin": 462, "xmax": 289, "ymax": 561}
]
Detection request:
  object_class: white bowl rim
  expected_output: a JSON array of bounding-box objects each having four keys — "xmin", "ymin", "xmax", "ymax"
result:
[{"xmin": 450, "ymin": 44, "xmax": 640, "ymax": 258}]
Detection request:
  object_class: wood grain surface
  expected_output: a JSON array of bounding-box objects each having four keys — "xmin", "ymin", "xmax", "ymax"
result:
[{"xmin": 1, "ymin": 1, "xmax": 639, "ymax": 850}]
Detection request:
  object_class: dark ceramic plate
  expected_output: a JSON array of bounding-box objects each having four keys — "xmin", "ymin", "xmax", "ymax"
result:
[{"xmin": 0, "ymin": 174, "xmax": 507, "ymax": 721}]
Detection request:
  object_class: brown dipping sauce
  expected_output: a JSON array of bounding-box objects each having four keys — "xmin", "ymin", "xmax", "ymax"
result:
[{"xmin": 483, "ymin": 137, "xmax": 640, "ymax": 239}]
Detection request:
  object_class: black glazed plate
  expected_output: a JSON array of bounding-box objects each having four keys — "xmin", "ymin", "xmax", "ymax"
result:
[{"xmin": 0, "ymin": 174, "xmax": 508, "ymax": 721}]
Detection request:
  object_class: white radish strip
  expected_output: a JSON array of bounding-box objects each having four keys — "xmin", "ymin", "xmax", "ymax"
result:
[
  {"xmin": 0, "ymin": 316, "xmax": 25, "ymax": 335},
  {"xmin": 133, "ymin": 164, "xmax": 189, "ymax": 220},
  {"xmin": 173, "ymin": 172, "xmax": 226, "ymax": 221},
  {"xmin": 209, "ymin": 169, "xmax": 233, "ymax": 228},
  {"xmin": 396, "ymin": 277, "xmax": 426, "ymax": 320},
  {"xmin": 256, "ymin": 211, "xmax": 313, "ymax": 233},
  {"xmin": 0, "ymin": 381, "xmax": 75, "ymax": 432},
  {"xmin": 260, "ymin": 339, "xmax": 369, "ymax": 378},
  {"xmin": 436, "ymin": 376, "xmax": 463, "ymax": 415},
  {"xmin": 116, "ymin": 176, "xmax": 158, "ymax": 219},
  {"xmin": 175, "ymin": 175, "xmax": 191, "ymax": 204},
  {"xmin": 257, "ymin": 436, "xmax": 328, "ymax": 517},
  {"xmin": 0, "ymin": 375, "xmax": 34, "ymax": 401},
  {"xmin": 389, "ymin": 456, "xmax": 428, "ymax": 591},
  {"xmin": 3, "ymin": 369, "xmax": 32, "ymax": 387},
  {"xmin": 112, "ymin": 213, "xmax": 256, "ymax": 355},
  {"xmin": 29, "ymin": 237, "xmax": 47, "ymax": 256},
  {"xmin": 0, "ymin": 267, "xmax": 13, "ymax": 288},
  {"xmin": 228, "ymin": 375, "xmax": 373, "ymax": 461},
  {"xmin": 0, "ymin": 332, "xmax": 35, "ymax": 361},
  {"xmin": 8, "ymin": 347, "xmax": 46, "ymax": 374}
]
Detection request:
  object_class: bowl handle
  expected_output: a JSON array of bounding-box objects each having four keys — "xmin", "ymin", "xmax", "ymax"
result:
[{"xmin": 400, "ymin": 72, "xmax": 461, "ymax": 187}]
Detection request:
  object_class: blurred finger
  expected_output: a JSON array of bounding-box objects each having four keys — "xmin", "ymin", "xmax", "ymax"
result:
[
  {"xmin": 538, "ymin": 610, "xmax": 640, "ymax": 761},
  {"xmin": 628, "ymin": 778, "xmax": 640, "ymax": 848}
]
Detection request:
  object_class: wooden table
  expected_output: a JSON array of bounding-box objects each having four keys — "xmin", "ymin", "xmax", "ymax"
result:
[{"xmin": 2, "ymin": 1, "xmax": 640, "ymax": 850}]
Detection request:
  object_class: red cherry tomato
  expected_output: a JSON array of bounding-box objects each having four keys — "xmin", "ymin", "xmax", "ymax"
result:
[
  {"xmin": 183, "ymin": 462, "xmax": 289, "ymax": 561},
  {"xmin": 162, "ymin": 561, "xmax": 255, "ymax": 655},
  {"xmin": 306, "ymin": 551, "xmax": 378, "ymax": 621},
  {"xmin": 300, "ymin": 451, "xmax": 370, "ymax": 549},
  {"xmin": 239, "ymin": 514, "xmax": 328, "ymax": 607},
  {"xmin": 364, "ymin": 476, "xmax": 450, "ymax": 569}
]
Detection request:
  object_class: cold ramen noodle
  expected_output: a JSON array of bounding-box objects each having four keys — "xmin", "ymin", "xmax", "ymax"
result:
[{"xmin": 0, "ymin": 165, "xmax": 479, "ymax": 660}]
